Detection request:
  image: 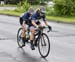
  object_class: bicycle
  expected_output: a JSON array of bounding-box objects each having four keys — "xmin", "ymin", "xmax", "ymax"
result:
[{"xmin": 17, "ymin": 26, "xmax": 50, "ymax": 58}]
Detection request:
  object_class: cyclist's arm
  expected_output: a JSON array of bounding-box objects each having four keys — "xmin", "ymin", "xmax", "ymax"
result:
[
  {"xmin": 42, "ymin": 15, "xmax": 49, "ymax": 26},
  {"xmin": 32, "ymin": 20, "xmax": 38, "ymax": 28},
  {"xmin": 31, "ymin": 15, "xmax": 38, "ymax": 28},
  {"xmin": 44, "ymin": 21, "xmax": 49, "ymax": 26}
]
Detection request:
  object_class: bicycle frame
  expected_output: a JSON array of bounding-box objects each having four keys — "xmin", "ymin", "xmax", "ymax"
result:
[{"xmin": 34, "ymin": 27, "xmax": 49, "ymax": 43}]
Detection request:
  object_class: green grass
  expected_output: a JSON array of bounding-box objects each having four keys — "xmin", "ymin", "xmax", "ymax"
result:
[
  {"xmin": 47, "ymin": 16, "xmax": 75, "ymax": 23},
  {"xmin": 0, "ymin": 10, "xmax": 75, "ymax": 23},
  {"xmin": 0, "ymin": 10, "xmax": 21, "ymax": 16}
]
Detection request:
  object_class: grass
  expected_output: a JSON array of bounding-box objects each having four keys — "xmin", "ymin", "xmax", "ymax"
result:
[
  {"xmin": 0, "ymin": 10, "xmax": 75, "ymax": 23},
  {"xmin": 0, "ymin": 10, "xmax": 21, "ymax": 16},
  {"xmin": 47, "ymin": 16, "xmax": 75, "ymax": 23}
]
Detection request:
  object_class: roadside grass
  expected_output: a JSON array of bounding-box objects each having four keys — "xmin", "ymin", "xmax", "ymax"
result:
[
  {"xmin": 47, "ymin": 16, "xmax": 75, "ymax": 23},
  {"xmin": 0, "ymin": 10, "xmax": 21, "ymax": 16},
  {"xmin": 0, "ymin": 10, "xmax": 75, "ymax": 23}
]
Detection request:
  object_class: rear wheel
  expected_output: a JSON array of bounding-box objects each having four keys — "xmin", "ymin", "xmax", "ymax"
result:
[
  {"xmin": 38, "ymin": 33, "xmax": 50, "ymax": 58},
  {"xmin": 17, "ymin": 28, "xmax": 23, "ymax": 48}
]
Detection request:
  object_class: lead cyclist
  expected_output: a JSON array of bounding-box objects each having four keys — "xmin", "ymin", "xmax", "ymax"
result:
[{"xmin": 29, "ymin": 6, "xmax": 52, "ymax": 50}]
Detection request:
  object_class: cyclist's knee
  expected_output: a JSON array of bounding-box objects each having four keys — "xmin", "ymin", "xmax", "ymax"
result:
[
  {"xmin": 30, "ymin": 29, "xmax": 35, "ymax": 34},
  {"xmin": 22, "ymin": 26, "xmax": 26, "ymax": 32},
  {"xmin": 23, "ymin": 28, "xmax": 27, "ymax": 32},
  {"xmin": 30, "ymin": 27, "xmax": 35, "ymax": 33}
]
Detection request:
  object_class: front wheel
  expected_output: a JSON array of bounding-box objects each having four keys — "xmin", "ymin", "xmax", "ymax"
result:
[{"xmin": 38, "ymin": 33, "xmax": 50, "ymax": 58}]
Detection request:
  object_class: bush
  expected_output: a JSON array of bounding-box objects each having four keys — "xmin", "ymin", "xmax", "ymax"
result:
[
  {"xmin": 53, "ymin": 0, "xmax": 75, "ymax": 16},
  {"xmin": 28, "ymin": 0, "xmax": 40, "ymax": 5},
  {"xmin": 46, "ymin": 7, "xmax": 55, "ymax": 16},
  {"xmin": 15, "ymin": 0, "xmax": 30, "ymax": 13}
]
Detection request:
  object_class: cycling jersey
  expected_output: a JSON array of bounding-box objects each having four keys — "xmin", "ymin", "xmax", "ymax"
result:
[
  {"xmin": 20, "ymin": 12, "xmax": 31, "ymax": 25},
  {"xmin": 20, "ymin": 12, "xmax": 31, "ymax": 21}
]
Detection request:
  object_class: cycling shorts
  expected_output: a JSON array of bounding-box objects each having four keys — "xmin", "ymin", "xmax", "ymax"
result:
[{"xmin": 19, "ymin": 17, "xmax": 31, "ymax": 25}]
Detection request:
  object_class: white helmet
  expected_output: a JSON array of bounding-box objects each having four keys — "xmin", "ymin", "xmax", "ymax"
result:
[{"xmin": 28, "ymin": 7, "xmax": 34, "ymax": 15}]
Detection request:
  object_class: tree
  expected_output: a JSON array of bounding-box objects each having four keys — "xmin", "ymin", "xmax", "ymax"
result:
[
  {"xmin": 3, "ymin": 0, "xmax": 19, "ymax": 4},
  {"xmin": 28, "ymin": 0, "xmax": 52, "ymax": 5},
  {"xmin": 53, "ymin": 0, "xmax": 75, "ymax": 16}
]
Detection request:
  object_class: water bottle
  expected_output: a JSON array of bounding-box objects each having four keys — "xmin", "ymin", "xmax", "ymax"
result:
[{"xmin": 26, "ymin": 31, "xmax": 29, "ymax": 39}]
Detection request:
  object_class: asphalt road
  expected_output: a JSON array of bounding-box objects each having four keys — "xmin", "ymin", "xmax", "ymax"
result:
[
  {"xmin": 0, "ymin": 7, "xmax": 16, "ymax": 10},
  {"xmin": 0, "ymin": 15, "xmax": 75, "ymax": 62}
]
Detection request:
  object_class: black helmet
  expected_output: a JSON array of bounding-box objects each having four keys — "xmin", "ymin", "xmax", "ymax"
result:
[{"xmin": 40, "ymin": 6, "xmax": 46, "ymax": 14}]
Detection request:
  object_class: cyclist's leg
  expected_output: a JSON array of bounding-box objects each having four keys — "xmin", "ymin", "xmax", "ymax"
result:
[
  {"xmin": 29, "ymin": 26, "xmax": 36, "ymax": 50},
  {"xmin": 21, "ymin": 21, "xmax": 27, "ymax": 47}
]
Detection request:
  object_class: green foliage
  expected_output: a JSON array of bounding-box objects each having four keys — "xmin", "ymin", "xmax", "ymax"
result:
[
  {"xmin": 22, "ymin": 0, "xmax": 30, "ymax": 12},
  {"xmin": 5, "ymin": 0, "xmax": 19, "ymax": 4},
  {"xmin": 28, "ymin": 0, "xmax": 40, "ymax": 5},
  {"xmin": 53, "ymin": 0, "xmax": 75, "ymax": 16},
  {"xmin": 15, "ymin": 0, "xmax": 30, "ymax": 13},
  {"xmin": 28, "ymin": 0, "xmax": 52, "ymax": 5},
  {"xmin": 46, "ymin": 7, "xmax": 55, "ymax": 16}
]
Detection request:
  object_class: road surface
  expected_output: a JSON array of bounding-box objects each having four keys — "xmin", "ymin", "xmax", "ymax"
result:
[
  {"xmin": 0, "ymin": 7, "xmax": 16, "ymax": 10},
  {"xmin": 0, "ymin": 15, "xmax": 75, "ymax": 62}
]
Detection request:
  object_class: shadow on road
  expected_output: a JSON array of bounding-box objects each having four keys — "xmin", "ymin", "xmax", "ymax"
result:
[{"xmin": 17, "ymin": 48, "xmax": 49, "ymax": 62}]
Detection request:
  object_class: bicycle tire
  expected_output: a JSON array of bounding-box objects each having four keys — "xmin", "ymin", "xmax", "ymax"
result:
[
  {"xmin": 38, "ymin": 33, "xmax": 50, "ymax": 58},
  {"xmin": 17, "ymin": 28, "xmax": 23, "ymax": 48}
]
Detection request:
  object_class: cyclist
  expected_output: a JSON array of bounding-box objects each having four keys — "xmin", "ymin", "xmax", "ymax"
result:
[
  {"xmin": 29, "ymin": 6, "xmax": 52, "ymax": 50},
  {"xmin": 19, "ymin": 7, "xmax": 34, "ymax": 48}
]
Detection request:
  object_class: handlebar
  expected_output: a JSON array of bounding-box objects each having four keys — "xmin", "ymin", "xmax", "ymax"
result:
[{"xmin": 35, "ymin": 26, "xmax": 51, "ymax": 32}]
